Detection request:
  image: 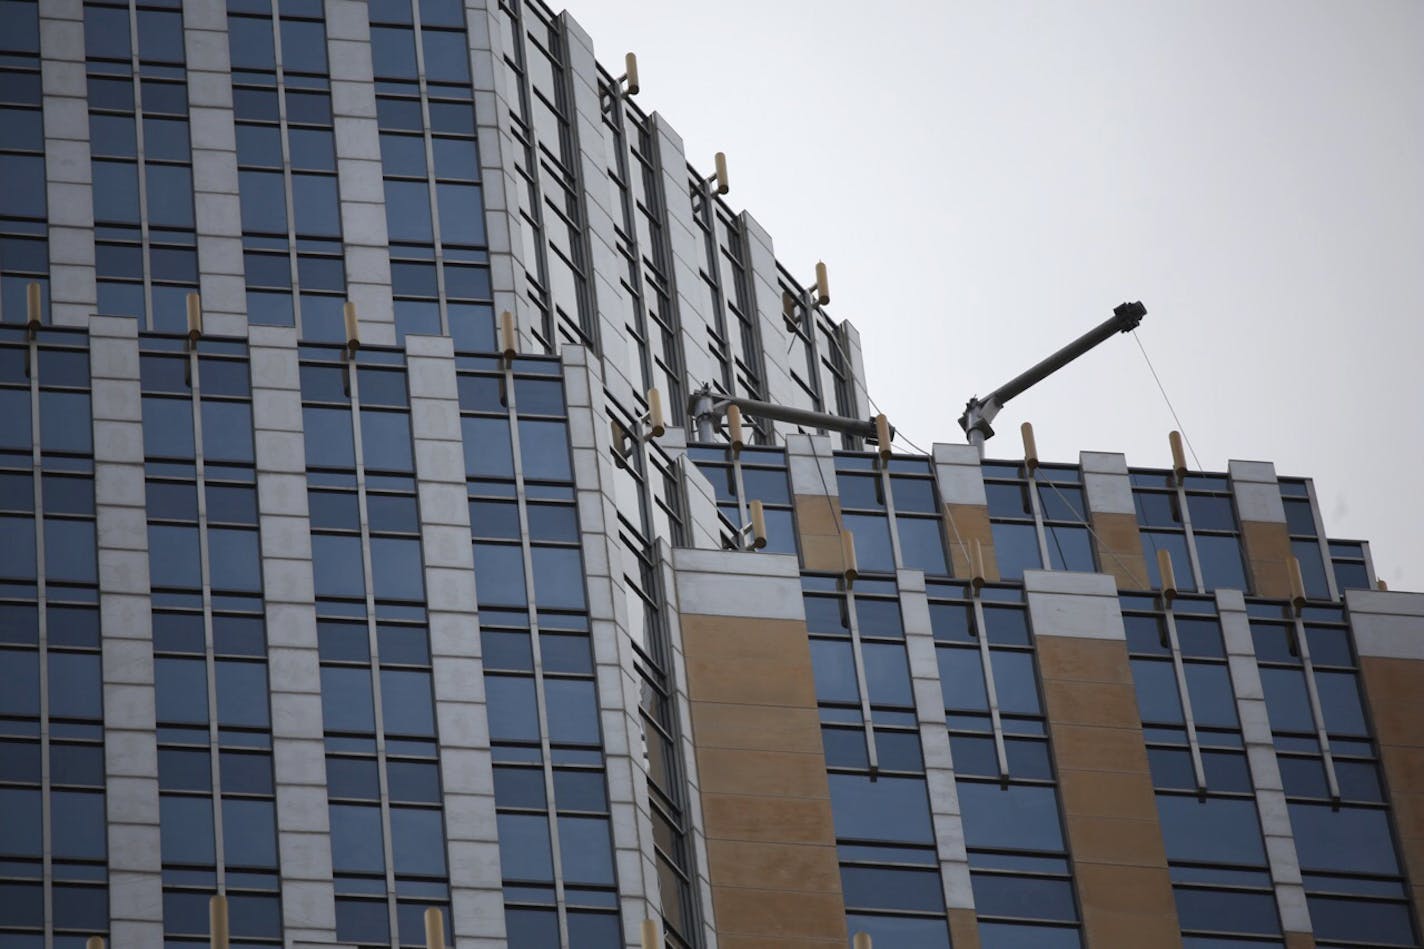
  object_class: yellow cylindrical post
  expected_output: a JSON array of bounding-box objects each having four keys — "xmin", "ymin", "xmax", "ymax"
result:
[
  {"xmin": 424, "ymin": 906, "xmax": 445, "ymax": 949},
  {"xmin": 186, "ymin": 292, "xmax": 203, "ymax": 342},
  {"xmin": 713, "ymin": 151, "xmax": 729, "ymax": 195},
  {"xmin": 343, "ymin": 302, "xmax": 360, "ymax": 354},
  {"xmin": 500, "ymin": 310, "xmax": 517, "ymax": 362},
  {"xmin": 875, "ymin": 413, "xmax": 892, "ymax": 461},
  {"xmin": 726, "ymin": 403, "xmax": 745, "ymax": 454},
  {"xmin": 85, "ymin": 938, "xmax": 105, "ymax": 949},
  {"xmin": 26, "ymin": 282, "xmax": 41, "ymax": 327},
  {"xmin": 1287, "ymin": 555, "xmax": 1307, "ymax": 611},
  {"xmin": 970, "ymin": 538, "xmax": 986, "ymax": 591},
  {"xmin": 853, "ymin": 933, "xmax": 873, "ymax": 949},
  {"xmin": 814, "ymin": 260, "xmax": 830, "ymax": 306},
  {"xmin": 1168, "ymin": 430, "xmax": 1188, "ymax": 478},
  {"xmin": 624, "ymin": 52, "xmax": 640, "ymax": 95},
  {"xmin": 640, "ymin": 918, "xmax": 662, "ymax": 949},
  {"xmin": 749, "ymin": 499, "xmax": 768, "ymax": 550},
  {"xmin": 210, "ymin": 893, "xmax": 229, "ymax": 949},
  {"xmin": 841, "ymin": 530, "xmax": 858, "ymax": 583},
  {"xmin": 646, "ymin": 387, "xmax": 666, "ymax": 438},
  {"xmin": 1157, "ymin": 548, "xmax": 1178, "ymax": 603},
  {"xmin": 1021, "ymin": 421, "xmax": 1039, "ymax": 471}
]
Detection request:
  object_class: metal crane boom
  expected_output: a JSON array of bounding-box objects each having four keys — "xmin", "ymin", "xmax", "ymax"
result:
[{"xmin": 959, "ymin": 301, "xmax": 1146, "ymax": 449}]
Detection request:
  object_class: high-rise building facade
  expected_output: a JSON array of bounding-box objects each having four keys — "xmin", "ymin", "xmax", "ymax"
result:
[{"xmin": 0, "ymin": 0, "xmax": 1420, "ymax": 947}]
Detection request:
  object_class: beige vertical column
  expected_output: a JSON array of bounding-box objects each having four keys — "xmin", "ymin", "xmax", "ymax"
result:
[
  {"xmin": 898, "ymin": 569, "xmax": 980, "ymax": 948},
  {"xmin": 182, "ymin": 0, "xmax": 248, "ymax": 336},
  {"xmin": 1347, "ymin": 588, "xmax": 1424, "ymax": 929},
  {"xmin": 1025, "ymin": 570, "xmax": 1182, "ymax": 947},
  {"xmin": 248, "ymin": 326, "xmax": 339, "ymax": 942},
  {"xmin": 933, "ymin": 443, "xmax": 996, "ymax": 581},
  {"xmin": 405, "ymin": 335, "xmax": 507, "ymax": 946},
  {"xmin": 786, "ymin": 433, "xmax": 848, "ymax": 574},
  {"xmin": 1230, "ymin": 461, "xmax": 1292, "ymax": 598},
  {"xmin": 1081, "ymin": 451, "xmax": 1149, "ymax": 591},
  {"xmin": 40, "ymin": 0, "xmax": 97, "ymax": 327},
  {"xmin": 1217, "ymin": 590, "xmax": 1314, "ymax": 945},
  {"xmin": 90, "ymin": 316, "xmax": 164, "ymax": 947},
  {"xmin": 671, "ymin": 548, "xmax": 847, "ymax": 947}
]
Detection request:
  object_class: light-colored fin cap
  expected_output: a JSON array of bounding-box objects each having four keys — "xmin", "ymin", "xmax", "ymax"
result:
[
  {"xmin": 624, "ymin": 52, "xmax": 640, "ymax": 95},
  {"xmin": 343, "ymin": 302, "xmax": 360, "ymax": 353},
  {"xmin": 713, "ymin": 151, "xmax": 729, "ymax": 195},
  {"xmin": 727, "ymin": 402, "xmax": 745, "ymax": 454},
  {"xmin": 815, "ymin": 260, "xmax": 830, "ymax": 306},
  {"xmin": 85, "ymin": 939, "xmax": 104, "ymax": 949},
  {"xmin": 1287, "ymin": 555, "xmax": 1307, "ymax": 610},
  {"xmin": 500, "ymin": 310, "xmax": 517, "ymax": 361},
  {"xmin": 647, "ymin": 387, "xmax": 666, "ymax": 438},
  {"xmin": 1169, "ymin": 430, "xmax": 1188, "ymax": 478},
  {"xmin": 875, "ymin": 413, "xmax": 892, "ymax": 461},
  {"xmin": 970, "ymin": 538, "xmax": 986, "ymax": 590},
  {"xmin": 841, "ymin": 530, "xmax": 858, "ymax": 583},
  {"xmin": 1021, "ymin": 421, "xmax": 1038, "ymax": 471},
  {"xmin": 26, "ymin": 282, "xmax": 41, "ymax": 328},
  {"xmin": 749, "ymin": 499, "xmax": 768, "ymax": 549},
  {"xmin": 186, "ymin": 292, "xmax": 203, "ymax": 341},
  {"xmin": 641, "ymin": 919, "xmax": 663, "ymax": 949},
  {"xmin": 210, "ymin": 894, "xmax": 229, "ymax": 949},
  {"xmin": 424, "ymin": 907, "xmax": 445, "ymax": 949},
  {"xmin": 854, "ymin": 933, "xmax": 873, "ymax": 949},
  {"xmin": 1157, "ymin": 548, "xmax": 1177, "ymax": 602}
]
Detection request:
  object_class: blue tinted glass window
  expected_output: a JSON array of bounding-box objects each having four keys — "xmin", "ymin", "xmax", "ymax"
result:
[
  {"xmin": 1289, "ymin": 803, "xmax": 1400, "ymax": 875},
  {"xmin": 292, "ymin": 174, "xmax": 341, "ymax": 236},
  {"xmin": 330, "ymin": 803, "xmax": 386, "ymax": 874},
  {"xmin": 938, "ymin": 647, "xmax": 988, "ymax": 711},
  {"xmin": 1196, "ymin": 533, "xmax": 1246, "ymax": 592},
  {"xmin": 422, "ymin": 30, "xmax": 470, "ymax": 82},
  {"xmin": 1259, "ymin": 667, "xmax": 1314, "ymax": 733},
  {"xmin": 827, "ymin": 774, "xmax": 934, "ymax": 844},
  {"xmin": 47, "ymin": 651, "xmax": 101, "ymax": 720},
  {"xmin": 320, "ymin": 666, "xmax": 375, "ymax": 733},
  {"xmin": 473, "ymin": 543, "xmax": 526, "ymax": 606},
  {"xmin": 240, "ymin": 170, "xmax": 288, "ymax": 233},
  {"xmin": 1045, "ymin": 524, "xmax": 1094, "ymax": 572},
  {"xmin": 0, "ymin": 787, "xmax": 42, "ymax": 854},
  {"xmin": 146, "ymin": 164, "xmax": 194, "ymax": 229},
  {"xmin": 992, "ymin": 650, "xmax": 1041, "ymax": 716},
  {"xmin": 44, "ymin": 518, "xmax": 96, "ymax": 584},
  {"xmin": 545, "ymin": 678, "xmax": 600, "ymax": 745},
  {"xmin": 0, "ymin": 154, "xmax": 47, "ymax": 218},
  {"xmin": 436, "ymin": 182, "xmax": 485, "ymax": 245},
  {"xmin": 1184, "ymin": 663, "xmax": 1238, "ymax": 728},
  {"xmin": 280, "ymin": 18, "xmax": 328, "ymax": 73},
  {"xmin": 1156, "ymin": 795, "xmax": 1266, "ymax": 866},
  {"xmin": 40, "ymin": 391, "xmax": 91, "ymax": 453},
  {"xmin": 497, "ymin": 813, "xmax": 553, "ymax": 881},
  {"xmin": 380, "ymin": 669, "xmax": 435, "ymax": 737},
  {"xmin": 863, "ymin": 642, "xmax": 912, "ymax": 706},
  {"xmin": 992, "ymin": 521, "xmax": 1040, "ymax": 580},
  {"xmin": 484, "ymin": 675, "xmax": 538, "ymax": 742},
  {"xmin": 0, "ymin": 516, "xmax": 36, "ymax": 580},
  {"xmin": 155, "ymin": 656, "xmax": 208, "ymax": 725},
  {"xmin": 1142, "ymin": 530, "xmax": 1192, "ymax": 589},
  {"xmin": 371, "ymin": 536, "xmax": 424, "ymax": 600},
  {"xmin": 312, "ymin": 533, "xmax": 366, "ymax": 598},
  {"xmin": 216, "ymin": 660, "xmax": 269, "ymax": 727},
  {"xmin": 384, "ymin": 179, "xmax": 433, "ymax": 242},
  {"xmin": 810, "ymin": 639, "xmax": 857, "ymax": 704},
  {"xmin": 518, "ymin": 419, "xmax": 571, "ymax": 480},
  {"xmin": 844, "ymin": 513, "xmax": 894, "ymax": 574},
  {"xmin": 558, "ymin": 816, "xmax": 614, "ymax": 885},
  {"xmin": 530, "ymin": 546, "xmax": 584, "ymax": 609},
  {"xmin": 222, "ymin": 798, "xmax": 277, "ymax": 868},
  {"xmin": 899, "ymin": 517, "xmax": 948, "ymax": 575},
  {"xmin": 202, "ymin": 401, "xmax": 254, "ymax": 463},
  {"xmin": 463, "ymin": 416, "xmax": 512, "ymax": 478},
  {"xmin": 390, "ymin": 806, "xmax": 446, "ymax": 876},
  {"xmin": 958, "ymin": 782, "xmax": 1064, "ymax": 852},
  {"xmin": 160, "ymin": 794, "xmax": 215, "ymax": 864}
]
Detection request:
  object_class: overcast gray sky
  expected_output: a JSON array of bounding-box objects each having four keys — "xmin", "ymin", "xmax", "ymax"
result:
[{"xmin": 565, "ymin": 0, "xmax": 1424, "ymax": 590}]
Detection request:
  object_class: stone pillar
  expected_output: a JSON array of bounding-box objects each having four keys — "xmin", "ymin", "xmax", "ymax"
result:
[
  {"xmin": 1218, "ymin": 589, "xmax": 1314, "ymax": 944},
  {"xmin": 1230, "ymin": 461, "xmax": 1292, "ymax": 599},
  {"xmin": 1081, "ymin": 451, "xmax": 1149, "ymax": 591},
  {"xmin": 671, "ymin": 547, "xmax": 847, "ymax": 946},
  {"xmin": 182, "ymin": 0, "xmax": 247, "ymax": 337},
  {"xmin": 1026, "ymin": 570, "xmax": 1182, "ymax": 947},
  {"xmin": 934, "ymin": 443, "xmax": 996, "ymax": 581},
  {"xmin": 1348, "ymin": 588, "xmax": 1424, "ymax": 928},
  {"xmin": 248, "ymin": 326, "xmax": 339, "ymax": 942},
  {"xmin": 41, "ymin": 0, "xmax": 96, "ymax": 328},
  {"xmin": 90, "ymin": 316, "xmax": 163, "ymax": 947},
  {"xmin": 406, "ymin": 334, "xmax": 506, "ymax": 946}
]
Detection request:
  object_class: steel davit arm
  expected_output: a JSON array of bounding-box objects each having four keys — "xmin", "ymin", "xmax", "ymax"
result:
[{"xmin": 958, "ymin": 301, "xmax": 1146, "ymax": 450}]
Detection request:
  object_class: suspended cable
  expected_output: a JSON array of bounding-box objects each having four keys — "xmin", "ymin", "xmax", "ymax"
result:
[{"xmin": 1132, "ymin": 329, "xmax": 1204, "ymax": 472}]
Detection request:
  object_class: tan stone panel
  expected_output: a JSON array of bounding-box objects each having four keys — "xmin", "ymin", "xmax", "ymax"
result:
[
  {"xmin": 1058, "ymin": 768, "xmax": 1160, "ymax": 822},
  {"xmin": 701, "ymin": 792, "xmax": 838, "ymax": 846},
  {"xmin": 1048, "ymin": 722, "xmax": 1153, "ymax": 775},
  {"xmin": 1361, "ymin": 657, "xmax": 1424, "ymax": 747},
  {"xmin": 948, "ymin": 908, "xmax": 981, "ymax": 949},
  {"xmin": 704, "ymin": 838, "xmax": 842, "ymax": 892},
  {"xmin": 1091, "ymin": 511, "xmax": 1151, "ymax": 591},
  {"xmin": 681, "ymin": 615, "xmax": 816, "ymax": 668},
  {"xmin": 1284, "ymin": 933, "xmax": 1317, "ymax": 949},
  {"xmin": 1041, "ymin": 679, "xmax": 1143, "ymax": 729},
  {"xmin": 794, "ymin": 494, "xmax": 848, "ymax": 573},
  {"xmin": 1075, "ymin": 862, "xmax": 1178, "ymax": 920},
  {"xmin": 685, "ymin": 654, "xmax": 818, "ymax": 707},
  {"xmin": 945, "ymin": 503, "xmax": 999, "ymax": 581},
  {"xmin": 1064, "ymin": 815, "xmax": 1171, "ymax": 868},
  {"xmin": 1078, "ymin": 909, "xmax": 1183, "ymax": 949},
  {"xmin": 695, "ymin": 747, "xmax": 832, "ymax": 800},
  {"xmin": 689, "ymin": 701, "xmax": 823, "ymax": 754},
  {"xmin": 1241, "ymin": 519, "xmax": 1293, "ymax": 599},
  {"xmin": 1036, "ymin": 636, "xmax": 1135, "ymax": 687},
  {"xmin": 711, "ymin": 887, "xmax": 849, "ymax": 941},
  {"xmin": 717, "ymin": 937, "xmax": 844, "ymax": 949},
  {"xmin": 1377, "ymin": 743, "xmax": 1424, "ymax": 788}
]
